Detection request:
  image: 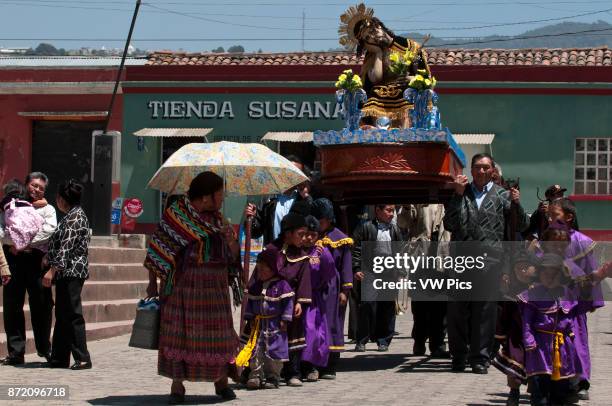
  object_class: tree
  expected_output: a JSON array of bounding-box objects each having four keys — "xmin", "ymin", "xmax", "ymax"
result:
[
  {"xmin": 34, "ymin": 43, "xmax": 60, "ymax": 56},
  {"xmin": 227, "ymin": 45, "xmax": 245, "ymax": 53},
  {"xmin": 211, "ymin": 46, "xmax": 225, "ymax": 53}
]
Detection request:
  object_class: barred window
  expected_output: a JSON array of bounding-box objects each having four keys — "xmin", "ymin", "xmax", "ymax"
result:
[{"xmin": 574, "ymin": 138, "xmax": 612, "ymax": 195}]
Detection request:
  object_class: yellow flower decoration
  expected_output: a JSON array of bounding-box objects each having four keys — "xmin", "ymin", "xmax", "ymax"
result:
[{"xmin": 335, "ymin": 69, "xmax": 363, "ymax": 92}]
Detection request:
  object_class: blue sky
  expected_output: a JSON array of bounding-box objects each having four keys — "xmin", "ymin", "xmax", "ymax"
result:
[{"xmin": 0, "ymin": 0, "xmax": 611, "ymax": 53}]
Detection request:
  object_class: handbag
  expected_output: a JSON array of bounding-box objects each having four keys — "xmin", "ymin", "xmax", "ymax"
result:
[{"xmin": 128, "ymin": 297, "xmax": 160, "ymax": 350}]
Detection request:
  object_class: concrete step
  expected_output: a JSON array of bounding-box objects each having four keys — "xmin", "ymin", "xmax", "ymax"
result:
[
  {"xmin": 0, "ymin": 299, "xmax": 138, "ymax": 333},
  {"xmin": 81, "ymin": 281, "xmax": 149, "ymax": 302},
  {"xmin": 88, "ymin": 247, "xmax": 146, "ymax": 264},
  {"xmin": 88, "ymin": 263, "xmax": 149, "ymax": 281},
  {"xmin": 0, "ymin": 281, "xmax": 149, "ymax": 303},
  {"xmin": 90, "ymin": 234, "xmax": 147, "ymax": 249},
  {"xmin": 0, "ymin": 320, "xmax": 134, "ymax": 358}
]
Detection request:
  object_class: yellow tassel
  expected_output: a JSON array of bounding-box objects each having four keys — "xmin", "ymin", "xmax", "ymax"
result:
[
  {"xmin": 236, "ymin": 316, "xmax": 261, "ymax": 367},
  {"xmin": 536, "ymin": 329, "xmax": 566, "ymax": 381},
  {"xmin": 551, "ymin": 332, "xmax": 564, "ymax": 381}
]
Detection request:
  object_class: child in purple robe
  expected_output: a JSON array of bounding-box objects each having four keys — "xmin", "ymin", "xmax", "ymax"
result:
[
  {"xmin": 268, "ymin": 212, "xmax": 312, "ymax": 387},
  {"xmin": 312, "ymin": 198, "xmax": 354, "ymax": 379},
  {"xmin": 518, "ymin": 253, "xmax": 612, "ymax": 406},
  {"xmin": 301, "ymin": 215, "xmax": 336, "ymax": 381},
  {"xmin": 547, "ymin": 199, "xmax": 604, "ymax": 400},
  {"xmin": 238, "ymin": 250, "xmax": 294, "ymax": 390},
  {"xmin": 492, "ymin": 250, "xmax": 537, "ymax": 406}
]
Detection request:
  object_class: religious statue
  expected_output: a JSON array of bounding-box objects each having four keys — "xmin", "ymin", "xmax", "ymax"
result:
[{"xmin": 339, "ymin": 3, "xmax": 433, "ymax": 129}]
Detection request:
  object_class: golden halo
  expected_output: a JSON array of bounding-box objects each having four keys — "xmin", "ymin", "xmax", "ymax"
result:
[{"xmin": 338, "ymin": 3, "xmax": 375, "ymax": 50}]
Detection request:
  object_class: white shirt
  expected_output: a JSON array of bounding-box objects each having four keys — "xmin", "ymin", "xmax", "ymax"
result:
[
  {"xmin": 272, "ymin": 193, "xmax": 296, "ymax": 241},
  {"xmin": 471, "ymin": 181, "xmax": 494, "ymax": 210}
]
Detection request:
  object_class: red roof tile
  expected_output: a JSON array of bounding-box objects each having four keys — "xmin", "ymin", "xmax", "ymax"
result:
[{"xmin": 146, "ymin": 47, "xmax": 611, "ymax": 67}]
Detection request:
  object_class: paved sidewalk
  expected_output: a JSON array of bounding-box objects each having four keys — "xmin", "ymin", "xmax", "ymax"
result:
[{"xmin": 2, "ymin": 305, "xmax": 612, "ymax": 406}]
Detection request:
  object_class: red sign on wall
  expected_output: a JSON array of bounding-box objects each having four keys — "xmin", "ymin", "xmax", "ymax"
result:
[
  {"xmin": 123, "ymin": 198, "xmax": 144, "ymax": 218},
  {"xmin": 120, "ymin": 198, "xmax": 143, "ymax": 232}
]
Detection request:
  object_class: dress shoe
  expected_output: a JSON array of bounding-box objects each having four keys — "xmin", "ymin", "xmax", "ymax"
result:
[
  {"xmin": 378, "ymin": 344, "xmax": 389, "ymax": 352},
  {"xmin": 412, "ymin": 341, "xmax": 426, "ymax": 356},
  {"xmin": 354, "ymin": 343, "xmax": 366, "ymax": 352},
  {"xmin": 38, "ymin": 352, "xmax": 52, "ymax": 363},
  {"xmin": 471, "ymin": 363, "xmax": 488, "ymax": 374},
  {"xmin": 319, "ymin": 373, "xmax": 336, "ymax": 380},
  {"xmin": 576, "ymin": 388, "xmax": 589, "ymax": 400},
  {"xmin": 70, "ymin": 360, "xmax": 92, "ymax": 370},
  {"xmin": 1, "ymin": 356, "xmax": 24, "ymax": 366}
]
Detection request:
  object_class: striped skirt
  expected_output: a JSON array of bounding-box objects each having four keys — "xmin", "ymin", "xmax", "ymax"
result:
[{"xmin": 158, "ymin": 259, "xmax": 239, "ymax": 381}]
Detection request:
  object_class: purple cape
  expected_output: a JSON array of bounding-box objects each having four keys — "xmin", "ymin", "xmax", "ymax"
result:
[
  {"xmin": 321, "ymin": 228, "xmax": 354, "ymax": 352},
  {"xmin": 518, "ymin": 284, "xmax": 592, "ymax": 379},
  {"xmin": 565, "ymin": 231, "xmax": 603, "ymax": 381},
  {"xmin": 302, "ymin": 245, "xmax": 336, "ymax": 367},
  {"xmin": 243, "ymin": 278, "xmax": 294, "ymax": 361}
]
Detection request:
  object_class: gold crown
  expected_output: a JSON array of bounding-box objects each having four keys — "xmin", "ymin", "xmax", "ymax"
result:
[{"xmin": 338, "ymin": 3, "xmax": 375, "ymax": 50}]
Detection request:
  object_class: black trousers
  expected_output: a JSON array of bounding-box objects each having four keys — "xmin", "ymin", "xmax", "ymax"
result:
[
  {"xmin": 282, "ymin": 349, "xmax": 301, "ymax": 380},
  {"xmin": 356, "ymin": 299, "xmax": 396, "ymax": 347},
  {"xmin": 447, "ymin": 300, "xmax": 497, "ymax": 365},
  {"xmin": 528, "ymin": 375, "xmax": 571, "ymax": 405},
  {"xmin": 51, "ymin": 278, "xmax": 90, "ymax": 364},
  {"xmin": 347, "ymin": 281, "xmax": 360, "ymax": 340},
  {"xmin": 320, "ymin": 352, "xmax": 340, "ymax": 375},
  {"xmin": 2, "ymin": 246, "xmax": 53, "ymax": 358},
  {"xmin": 411, "ymin": 300, "xmax": 447, "ymax": 351}
]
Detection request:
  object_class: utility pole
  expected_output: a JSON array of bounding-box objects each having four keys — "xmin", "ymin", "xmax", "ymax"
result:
[
  {"xmin": 104, "ymin": 0, "xmax": 141, "ymax": 132},
  {"xmin": 302, "ymin": 9, "xmax": 305, "ymax": 52}
]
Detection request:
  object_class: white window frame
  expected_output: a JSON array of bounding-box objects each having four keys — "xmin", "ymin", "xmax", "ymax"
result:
[{"xmin": 573, "ymin": 137, "xmax": 611, "ymax": 195}]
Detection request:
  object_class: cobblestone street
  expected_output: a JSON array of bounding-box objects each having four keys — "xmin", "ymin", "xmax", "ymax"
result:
[{"xmin": 3, "ymin": 303, "xmax": 612, "ymax": 406}]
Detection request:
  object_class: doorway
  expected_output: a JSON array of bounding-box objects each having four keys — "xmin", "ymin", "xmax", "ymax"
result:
[{"xmin": 31, "ymin": 120, "xmax": 103, "ymax": 225}]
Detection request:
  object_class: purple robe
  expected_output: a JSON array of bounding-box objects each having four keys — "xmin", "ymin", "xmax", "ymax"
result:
[
  {"xmin": 244, "ymin": 278, "xmax": 294, "ymax": 361},
  {"xmin": 321, "ymin": 228, "xmax": 354, "ymax": 352},
  {"xmin": 565, "ymin": 230, "xmax": 603, "ymax": 382},
  {"xmin": 518, "ymin": 284, "xmax": 592, "ymax": 380},
  {"xmin": 266, "ymin": 241, "xmax": 312, "ymax": 351},
  {"xmin": 492, "ymin": 280, "xmax": 532, "ymax": 382},
  {"xmin": 302, "ymin": 245, "xmax": 336, "ymax": 367}
]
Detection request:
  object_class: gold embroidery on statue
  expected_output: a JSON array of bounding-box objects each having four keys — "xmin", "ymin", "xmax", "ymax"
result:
[{"xmin": 373, "ymin": 85, "xmax": 402, "ymax": 98}]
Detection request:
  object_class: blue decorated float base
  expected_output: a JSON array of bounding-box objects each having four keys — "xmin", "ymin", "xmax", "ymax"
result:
[{"xmin": 313, "ymin": 127, "xmax": 466, "ymax": 167}]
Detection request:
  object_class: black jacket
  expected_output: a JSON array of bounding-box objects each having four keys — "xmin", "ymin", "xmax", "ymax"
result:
[
  {"xmin": 251, "ymin": 193, "xmax": 313, "ymax": 245},
  {"xmin": 351, "ymin": 219, "xmax": 403, "ymax": 274}
]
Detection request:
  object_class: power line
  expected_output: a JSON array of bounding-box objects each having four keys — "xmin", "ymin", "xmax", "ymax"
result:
[
  {"xmin": 142, "ymin": 3, "xmax": 321, "ymax": 30},
  {"xmin": 2, "ymin": 27, "xmax": 611, "ymax": 43},
  {"xmin": 1, "ymin": 0, "xmax": 612, "ymax": 6},
  {"xmin": 3, "ymin": 0, "xmax": 611, "ymax": 33},
  {"xmin": 391, "ymin": 7, "xmax": 612, "ymax": 31},
  {"xmin": 429, "ymin": 26, "xmax": 612, "ymax": 46}
]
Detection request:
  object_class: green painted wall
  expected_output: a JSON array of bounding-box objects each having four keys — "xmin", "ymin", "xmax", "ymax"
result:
[
  {"xmin": 123, "ymin": 85, "xmax": 612, "ymax": 230},
  {"xmin": 122, "ymin": 92, "xmax": 343, "ymax": 224},
  {"xmin": 438, "ymin": 93, "xmax": 612, "ymax": 229}
]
